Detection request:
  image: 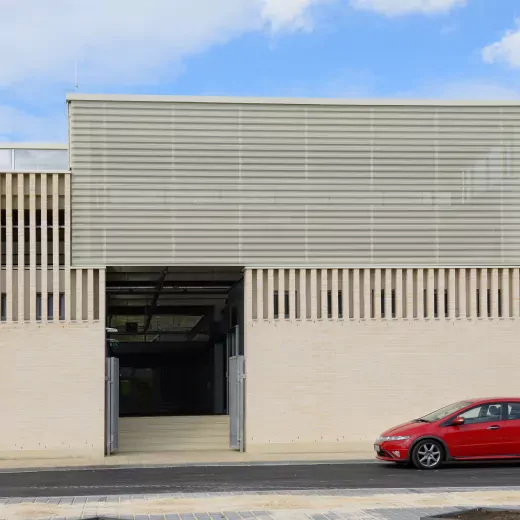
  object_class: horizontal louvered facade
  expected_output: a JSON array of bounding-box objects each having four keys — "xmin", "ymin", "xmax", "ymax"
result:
[{"xmin": 68, "ymin": 95, "xmax": 520, "ymax": 268}]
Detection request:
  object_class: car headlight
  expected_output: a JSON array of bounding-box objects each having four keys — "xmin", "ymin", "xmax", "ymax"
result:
[{"xmin": 377, "ymin": 436, "xmax": 411, "ymax": 442}]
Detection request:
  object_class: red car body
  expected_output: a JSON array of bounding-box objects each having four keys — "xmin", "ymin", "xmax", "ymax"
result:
[{"xmin": 375, "ymin": 398, "xmax": 520, "ymax": 469}]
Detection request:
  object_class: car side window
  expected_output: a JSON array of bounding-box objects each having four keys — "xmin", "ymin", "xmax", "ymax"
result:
[
  {"xmin": 459, "ymin": 404, "xmax": 503, "ymax": 424},
  {"xmin": 507, "ymin": 403, "xmax": 520, "ymax": 420}
]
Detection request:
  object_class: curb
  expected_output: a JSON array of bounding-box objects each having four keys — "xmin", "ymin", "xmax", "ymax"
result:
[{"xmin": 0, "ymin": 459, "xmax": 377, "ymax": 474}]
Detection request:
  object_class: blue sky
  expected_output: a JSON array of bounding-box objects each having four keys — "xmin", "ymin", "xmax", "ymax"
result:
[{"xmin": 2, "ymin": 0, "xmax": 520, "ymax": 142}]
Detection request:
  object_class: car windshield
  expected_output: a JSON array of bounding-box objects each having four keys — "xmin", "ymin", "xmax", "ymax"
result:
[{"xmin": 419, "ymin": 401, "xmax": 472, "ymax": 422}]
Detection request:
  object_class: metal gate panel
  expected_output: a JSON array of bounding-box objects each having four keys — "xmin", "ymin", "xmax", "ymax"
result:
[
  {"xmin": 229, "ymin": 355, "xmax": 245, "ymax": 451},
  {"xmin": 105, "ymin": 357, "xmax": 119, "ymax": 455},
  {"xmin": 227, "ymin": 325, "xmax": 239, "ymax": 358}
]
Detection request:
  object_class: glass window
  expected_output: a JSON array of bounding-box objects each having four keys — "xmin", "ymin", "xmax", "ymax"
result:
[
  {"xmin": 59, "ymin": 293, "xmax": 65, "ymax": 321},
  {"xmin": 48, "ymin": 294, "xmax": 53, "ymax": 321},
  {"xmin": 1, "ymin": 293, "xmax": 6, "ymax": 321},
  {"xmin": 46, "ymin": 293, "xmax": 65, "ymax": 321},
  {"xmin": 507, "ymin": 403, "xmax": 520, "ymax": 420},
  {"xmin": 0, "ymin": 149, "xmax": 11, "ymax": 170},
  {"xmin": 327, "ymin": 290, "xmax": 343, "ymax": 318},
  {"xmin": 273, "ymin": 291, "xmax": 290, "ymax": 319},
  {"xmin": 420, "ymin": 401, "xmax": 472, "ymax": 422},
  {"xmin": 13, "ymin": 149, "xmax": 68, "ymax": 171},
  {"xmin": 36, "ymin": 293, "xmax": 42, "ymax": 321},
  {"xmin": 459, "ymin": 403, "xmax": 503, "ymax": 424},
  {"xmin": 434, "ymin": 289, "xmax": 449, "ymax": 318}
]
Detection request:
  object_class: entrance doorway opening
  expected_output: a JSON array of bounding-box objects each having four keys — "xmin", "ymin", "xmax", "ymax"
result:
[{"xmin": 105, "ymin": 266, "xmax": 244, "ymax": 454}]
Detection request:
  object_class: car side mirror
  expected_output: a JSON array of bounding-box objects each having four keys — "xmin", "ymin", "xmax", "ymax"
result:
[{"xmin": 452, "ymin": 417, "xmax": 465, "ymax": 426}]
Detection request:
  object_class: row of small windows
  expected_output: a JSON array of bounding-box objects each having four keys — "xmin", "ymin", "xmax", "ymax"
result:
[
  {"xmin": 0, "ymin": 209, "xmax": 66, "ymax": 227},
  {"xmin": 0, "ymin": 293, "xmax": 65, "ymax": 322},
  {"xmin": 273, "ymin": 288, "xmax": 504, "ymax": 320}
]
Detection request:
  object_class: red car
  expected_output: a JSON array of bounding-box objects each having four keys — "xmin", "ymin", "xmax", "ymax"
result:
[{"xmin": 375, "ymin": 398, "xmax": 520, "ymax": 470}]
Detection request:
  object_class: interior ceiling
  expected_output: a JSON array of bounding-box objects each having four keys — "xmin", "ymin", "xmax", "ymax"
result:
[{"xmin": 106, "ymin": 267, "xmax": 243, "ymax": 343}]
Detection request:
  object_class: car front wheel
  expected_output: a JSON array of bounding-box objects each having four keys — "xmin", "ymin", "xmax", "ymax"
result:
[{"xmin": 411, "ymin": 439, "xmax": 444, "ymax": 470}]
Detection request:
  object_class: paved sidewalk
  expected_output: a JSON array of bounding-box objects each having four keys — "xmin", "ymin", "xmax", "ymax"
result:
[
  {"xmin": 2, "ymin": 487, "xmax": 520, "ymax": 520},
  {"xmin": 0, "ymin": 449, "xmax": 374, "ymax": 473}
]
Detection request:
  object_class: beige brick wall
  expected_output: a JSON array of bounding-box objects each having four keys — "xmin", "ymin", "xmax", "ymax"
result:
[
  {"xmin": 245, "ymin": 319, "xmax": 520, "ymax": 453},
  {"xmin": 0, "ymin": 322, "xmax": 105, "ymax": 459}
]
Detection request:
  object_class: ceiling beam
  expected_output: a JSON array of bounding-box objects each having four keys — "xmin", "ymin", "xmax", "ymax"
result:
[
  {"xmin": 108, "ymin": 305, "xmax": 212, "ymax": 316},
  {"xmin": 188, "ymin": 301, "xmax": 226, "ymax": 340},
  {"xmin": 111, "ymin": 330, "xmax": 190, "ymax": 336},
  {"xmin": 106, "ymin": 280, "xmax": 236, "ymax": 289}
]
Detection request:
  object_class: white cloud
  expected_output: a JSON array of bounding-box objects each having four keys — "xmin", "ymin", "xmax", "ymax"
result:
[
  {"xmin": 350, "ymin": 0, "xmax": 466, "ymax": 16},
  {"xmin": 0, "ymin": 0, "xmax": 330, "ymax": 141},
  {"xmin": 262, "ymin": 0, "xmax": 330, "ymax": 31},
  {"xmin": 0, "ymin": 0, "xmax": 478, "ymax": 142},
  {"xmin": 483, "ymin": 20, "xmax": 520, "ymax": 68},
  {"xmin": 0, "ymin": 0, "xmax": 326, "ymax": 90}
]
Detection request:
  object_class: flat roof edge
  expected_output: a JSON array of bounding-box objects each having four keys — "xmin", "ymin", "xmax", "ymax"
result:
[{"xmin": 66, "ymin": 93, "xmax": 520, "ymax": 106}]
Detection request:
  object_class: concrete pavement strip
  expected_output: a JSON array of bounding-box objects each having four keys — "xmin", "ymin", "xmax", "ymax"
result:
[
  {"xmin": 0, "ymin": 449, "xmax": 376, "ymax": 474},
  {"xmin": 0, "ymin": 459, "xmax": 376, "ymax": 474},
  {"xmin": 2, "ymin": 488, "xmax": 520, "ymax": 520}
]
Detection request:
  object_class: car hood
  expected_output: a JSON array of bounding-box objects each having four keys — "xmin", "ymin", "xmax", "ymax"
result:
[{"xmin": 381, "ymin": 420, "xmax": 429, "ymax": 437}]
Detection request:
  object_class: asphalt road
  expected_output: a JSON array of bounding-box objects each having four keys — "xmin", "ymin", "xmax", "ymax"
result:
[{"xmin": 1, "ymin": 462, "xmax": 520, "ymax": 497}]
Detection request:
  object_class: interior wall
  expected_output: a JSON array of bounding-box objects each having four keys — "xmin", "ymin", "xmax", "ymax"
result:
[
  {"xmin": 0, "ymin": 322, "xmax": 105, "ymax": 459},
  {"xmin": 245, "ymin": 319, "xmax": 520, "ymax": 453}
]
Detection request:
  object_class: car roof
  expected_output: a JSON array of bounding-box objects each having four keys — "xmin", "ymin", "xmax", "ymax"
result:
[{"xmin": 469, "ymin": 397, "xmax": 520, "ymax": 403}]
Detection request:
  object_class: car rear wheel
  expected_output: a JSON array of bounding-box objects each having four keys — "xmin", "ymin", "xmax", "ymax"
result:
[{"xmin": 411, "ymin": 440, "xmax": 444, "ymax": 470}]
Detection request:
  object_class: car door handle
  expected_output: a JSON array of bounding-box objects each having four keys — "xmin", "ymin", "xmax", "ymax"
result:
[{"xmin": 488, "ymin": 425, "xmax": 501, "ymax": 430}]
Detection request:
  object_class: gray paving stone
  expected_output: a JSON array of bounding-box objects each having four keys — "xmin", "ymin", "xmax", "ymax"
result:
[
  {"xmin": 2, "ymin": 490, "xmax": 520, "ymax": 520},
  {"xmin": 376, "ymin": 512, "xmax": 419, "ymax": 520}
]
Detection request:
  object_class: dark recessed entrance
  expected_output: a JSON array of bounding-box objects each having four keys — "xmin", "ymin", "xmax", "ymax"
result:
[{"xmin": 105, "ymin": 266, "xmax": 244, "ymax": 454}]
